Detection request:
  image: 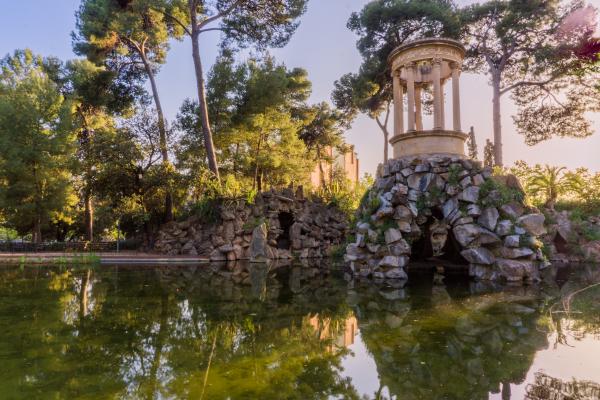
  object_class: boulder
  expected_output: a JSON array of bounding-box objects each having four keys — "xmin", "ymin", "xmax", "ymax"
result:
[
  {"xmin": 367, "ymin": 243, "xmax": 380, "ymax": 253},
  {"xmin": 495, "ymin": 259, "xmax": 539, "ymax": 282},
  {"xmin": 442, "ymin": 197, "xmax": 459, "ymax": 219},
  {"xmin": 375, "ymin": 205, "xmax": 395, "ymax": 220},
  {"xmin": 458, "ymin": 186, "xmax": 480, "ymax": 203},
  {"xmin": 453, "ymin": 224, "xmax": 480, "ymax": 247},
  {"xmin": 476, "ymin": 229, "xmax": 501, "ymax": 245},
  {"xmin": 500, "ymin": 202, "xmax": 525, "ymax": 219},
  {"xmin": 249, "ymin": 223, "xmax": 269, "ymax": 262},
  {"xmin": 517, "ymin": 214, "xmax": 547, "ymax": 236},
  {"xmin": 501, "ymin": 247, "xmax": 534, "ymax": 259},
  {"xmin": 385, "ymin": 267, "xmax": 408, "ymax": 280},
  {"xmin": 379, "ymin": 255, "xmax": 408, "ymax": 268},
  {"xmin": 504, "ymin": 235, "xmax": 521, "ymax": 248},
  {"xmin": 469, "ymin": 264, "xmax": 497, "ymax": 281},
  {"xmin": 478, "ymin": 207, "xmax": 499, "ymax": 231},
  {"xmin": 467, "ymin": 204, "xmax": 482, "ymax": 217},
  {"xmin": 472, "ymin": 174, "xmax": 485, "ymax": 186},
  {"xmin": 461, "ymin": 248, "xmax": 496, "ymax": 265},
  {"xmin": 496, "ymin": 220, "xmax": 513, "ymax": 236},
  {"xmin": 356, "ymin": 222, "xmax": 371, "ymax": 234},
  {"xmin": 384, "ymin": 228, "xmax": 403, "ymax": 244},
  {"xmin": 389, "ymin": 239, "xmax": 411, "ymax": 256},
  {"xmin": 460, "ymin": 176, "xmax": 472, "ymax": 188},
  {"xmin": 400, "ymin": 167, "xmax": 413, "ymax": 177},
  {"xmin": 397, "ymin": 221, "xmax": 411, "ymax": 233},
  {"xmin": 394, "ymin": 206, "xmax": 413, "ymax": 221}
]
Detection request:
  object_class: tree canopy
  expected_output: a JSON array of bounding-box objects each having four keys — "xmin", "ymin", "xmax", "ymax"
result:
[{"xmin": 0, "ymin": 50, "xmax": 77, "ymax": 242}]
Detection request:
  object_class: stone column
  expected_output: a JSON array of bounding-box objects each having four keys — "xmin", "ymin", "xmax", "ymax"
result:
[
  {"xmin": 451, "ymin": 62, "xmax": 461, "ymax": 131},
  {"xmin": 392, "ymin": 70, "xmax": 404, "ymax": 136},
  {"xmin": 415, "ymin": 85, "xmax": 423, "ymax": 131},
  {"xmin": 406, "ymin": 63, "xmax": 416, "ymax": 132},
  {"xmin": 440, "ymin": 86, "xmax": 445, "ymax": 130},
  {"xmin": 432, "ymin": 58, "xmax": 442, "ymax": 130}
]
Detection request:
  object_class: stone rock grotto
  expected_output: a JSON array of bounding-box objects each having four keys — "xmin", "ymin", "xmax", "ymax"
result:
[
  {"xmin": 154, "ymin": 187, "xmax": 349, "ymax": 262},
  {"xmin": 344, "ymin": 155, "xmax": 549, "ymax": 283}
]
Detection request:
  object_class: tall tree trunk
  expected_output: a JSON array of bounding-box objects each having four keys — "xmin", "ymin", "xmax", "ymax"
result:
[
  {"xmin": 189, "ymin": 1, "xmax": 220, "ymax": 182},
  {"xmin": 140, "ymin": 53, "xmax": 173, "ymax": 222},
  {"xmin": 84, "ymin": 190, "xmax": 93, "ymax": 242},
  {"xmin": 257, "ymin": 171, "xmax": 263, "ymax": 192},
  {"xmin": 79, "ymin": 269, "xmax": 91, "ymax": 320},
  {"xmin": 32, "ymin": 217, "xmax": 42, "ymax": 244},
  {"xmin": 375, "ymin": 105, "xmax": 391, "ymax": 163},
  {"xmin": 253, "ymin": 131, "xmax": 264, "ymax": 191},
  {"xmin": 146, "ymin": 293, "xmax": 169, "ymax": 399},
  {"xmin": 492, "ymin": 71, "xmax": 503, "ymax": 167}
]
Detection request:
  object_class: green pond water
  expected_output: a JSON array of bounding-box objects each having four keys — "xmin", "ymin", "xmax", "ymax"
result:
[{"xmin": 1, "ymin": 263, "xmax": 599, "ymax": 400}]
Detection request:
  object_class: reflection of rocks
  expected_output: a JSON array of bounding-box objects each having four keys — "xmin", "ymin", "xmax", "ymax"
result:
[
  {"xmin": 155, "ymin": 188, "xmax": 348, "ymax": 261},
  {"xmin": 352, "ymin": 278, "xmax": 548, "ymax": 400},
  {"xmin": 525, "ymin": 372, "xmax": 600, "ymax": 400},
  {"xmin": 345, "ymin": 155, "xmax": 547, "ymax": 283}
]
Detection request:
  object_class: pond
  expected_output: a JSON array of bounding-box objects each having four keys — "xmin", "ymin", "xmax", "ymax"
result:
[{"xmin": 0, "ymin": 262, "xmax": 599, "ymax": 399}]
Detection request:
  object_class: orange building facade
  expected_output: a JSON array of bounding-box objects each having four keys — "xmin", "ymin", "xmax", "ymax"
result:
[{"xmin": 309, "ymin": 145, "xmax": 360, "ymax": 188}]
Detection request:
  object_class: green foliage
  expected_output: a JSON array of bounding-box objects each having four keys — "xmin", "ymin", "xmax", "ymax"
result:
[
  {"xmin": 356, "ymin": 181, "xmax": 379, "ymax": 222},
  {"xmin": 580, "ymin": 224, "xmax": 600, "ymax": 242},
  {"xmin": 509, "ymin": 161, "xmax": 584, "ymax": 208},
  {"xmin": 478, "ymin": 178, "xmax": 524, "ymax": 209},
  {"xmin": 428, "ymin": 185, "xmax": 444, "ymax": 204},
  {"xmin": 0, "ymin": 50, "xmax": 78, "ymax": 241},
  {"xmin": 447, "ymin": 164, "xmax": 462, "ymax": 186},
  {"xmin": 243, "ymin": 217, "xmax": 266, "ymax": 231},
  {"xmin": 416, "ymin": 193, "xmax": 428, "ymax": 212},
  {"xmin": 177, "ymin": 54, "xmax": 314, "ymax": 191},
  {"xmin": 314, "ymin": 172, "xmax": 373, "ymax": 220}
]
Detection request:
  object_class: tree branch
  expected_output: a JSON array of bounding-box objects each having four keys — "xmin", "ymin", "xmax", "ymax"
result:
[
  {"xmin": 500, "ymin": 76, "xmax": 559, "ymax": 95},
  {"xmin": 154, "ymin": 7, "xmax": 192, "ymax": 37},
  {"xmin": 197, "ymin": 0, "xmax": 243, "ymax": 30},
  {"xmin": 198, "ymin": 27, "xmax": 227, "ymax": 34}
]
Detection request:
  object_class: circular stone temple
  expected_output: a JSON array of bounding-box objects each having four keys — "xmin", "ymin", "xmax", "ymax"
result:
[{"xmin": 388, "ymin": 38, "xmax": 468, "ymax": 159}]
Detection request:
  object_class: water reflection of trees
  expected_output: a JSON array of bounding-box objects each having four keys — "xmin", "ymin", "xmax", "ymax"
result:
[
  {"xmin": 536, "ymin": 265, "xmax": 600, "ymax": 352},
  {"xmin": 0, "ymin": 263, "xmax": 361, "ymax": 399},
  {"xmin": 1, "ymin": 263, "xmax": 600, "ymax": 399},
  {"xmin": 525, "ymin": 372, "xmax": 600, "ymax": 400}
]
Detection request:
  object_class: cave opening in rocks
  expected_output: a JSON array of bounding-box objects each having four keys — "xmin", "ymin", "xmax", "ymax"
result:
[
  {"xmin": 409, "ymin": 207, "xmax": 467, "ymax": 265},
  {"xmin": 277, "ymin": 212, "xmax": 295, "ymax": 250},
  {"xmin": 553, "ymin": 232, "xmax": 569, "ymax": 254}
]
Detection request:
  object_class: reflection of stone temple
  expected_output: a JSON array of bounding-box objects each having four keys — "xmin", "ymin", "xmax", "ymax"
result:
[{"xmin": 389, "ymin": 38, "xmax": 468, "ymax": 158}]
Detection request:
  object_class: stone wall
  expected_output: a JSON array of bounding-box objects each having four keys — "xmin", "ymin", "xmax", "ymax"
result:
[
  {"xmin": 154, "ymin": 188, "xmax": 348, "ymax": 261},
  {"xmin": 345, "ymin": 155, "xmax": 548, "ymax": 282}
]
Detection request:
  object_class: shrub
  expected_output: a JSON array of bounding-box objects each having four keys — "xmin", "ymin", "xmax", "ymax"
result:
[{"xmin": 478, "ymin": 178, "xmax": 524, "ymax": 208}]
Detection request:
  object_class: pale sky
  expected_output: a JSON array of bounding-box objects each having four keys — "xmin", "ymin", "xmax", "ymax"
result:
[{"xmin": 1, "ymin": 0, "xmax": 599, "ymax": 176}]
